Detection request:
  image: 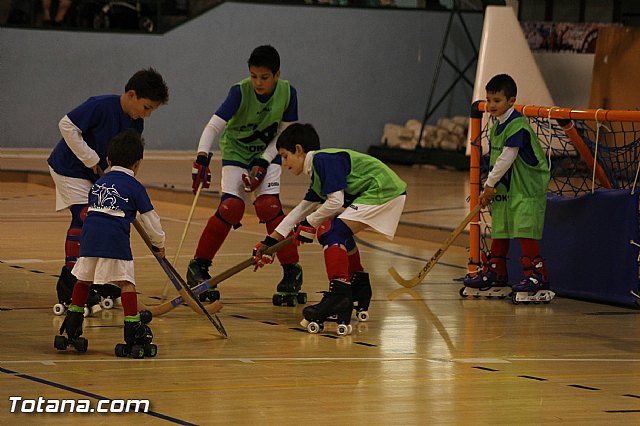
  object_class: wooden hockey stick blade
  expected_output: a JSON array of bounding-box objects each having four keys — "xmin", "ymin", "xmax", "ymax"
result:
[
  {"xmin": 389, "ymin": 204, "xmax": 481, "ymax": 288},
  {"xmin": 140, "ymin": 291, "xmax": 223, "ymax": 317},
  {"xmin": 147, "ymin": 235, "xmax": 294, "ymax": 318},
  {"xmin": 132, "ymin": 219, "xmax": 228, "ymax": 338}
]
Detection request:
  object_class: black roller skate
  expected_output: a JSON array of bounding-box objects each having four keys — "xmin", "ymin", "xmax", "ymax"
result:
[
  {"xmin": 115, "ymin": 310, "xmax": 157, "ymax": 359},
  {"xmin": 511, "ymin": 257, "xmax": 554, "ymax": 304},
  {"xmin": 460, "ymin": 252, "xmax": 512, "ymax": 299},
  {"xmin": 94, "ymin": 283, "xmax": 121, "ymax": 310},
  {"xmin": 187, "ymin": 258, "xmax": 219, "ymax": 302},
  {"xmin": 272, "ymin": 263, "xmax": 307, "ymax": 307},
  {"xmin": 300, "ymin": 280, "xmax": 353, "ymax": 336},
  {"xmin": 351, "ymin": 271, "xmax": 372, "ymax": 322},
  {"xmin": 54, "ymin": 305, "xmax": 88, "ymax": 352},
  {"xmin": 53, "ymin": 266, "xmax": 76, "ymax": 316}
]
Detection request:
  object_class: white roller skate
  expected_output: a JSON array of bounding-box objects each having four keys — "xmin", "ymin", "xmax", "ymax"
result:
[{"xmin": 511, "ymin": 257, "xmax": 554, "ymax": 304}]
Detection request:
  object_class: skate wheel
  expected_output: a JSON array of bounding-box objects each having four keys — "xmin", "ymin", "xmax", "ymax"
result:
[
  {"xmin": 272, "ymin": 294, "xmax": 283, "ymax": 306},
  {"xmin": 297, "ymin": 292, "xmax": 308, "ymax": 304},
  {"xmin": 336, "ymin": 324, "xmax": 350, "ymax": 336},
  {"xmin": 144, "ymin": 344, "xmax": 157, "ymax": 357},
  {"xmin": 101, "ymin": 297, "xmax": 114, "ymax": 310},
  {"xmin": 286, "ymin": 296, "xmax": 297, "ymax": 307},
  {"xmin": 207, "ymin": 290, "xmax": 220, "ymax": 302},
  {"xmin": 307, "ymin": 322, "xmax": 322, "ymax": 334},
  {"xmin": 83, "ymin": 307, "xmax": 91, "ymax": 317},
  {"xmin": 53, "ymin": 303, "xmax": 66, "ymax": 316},
  {"xmin": 511, "ymin": 294, "xmax": 519, "ymax": 305},
  {"xmin": 130, "ymin": 345, "xmax": 145, "ymax": 359},
  {"xmin": 115, "ymin": 343, "xmax": 129, "ymax": 357},
  {"xmin": 459, "ymin": 287, "xmax": 468, "ymax": 298},
  {"xmin": 74, "ymin": 337, "xmax": 88, "ymax": 352},
  {"xmin": 356, "ymin": 310, "xmax": 369, "ymax": 322},
  {"xmin": 54, "ymin": 335, "xmax": 68, "ymax": 350}
]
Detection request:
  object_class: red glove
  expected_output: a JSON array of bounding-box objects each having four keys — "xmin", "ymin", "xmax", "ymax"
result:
[
  {"xmin": 294, "ymin": 220, "xmax": 316, "ymax": 246},
  {"xmin": 252, "ymin": 236, "xmax": 278, "ymax": 271},
  {"xmin": 192, "ymin": 153, "xmax": 212, "ymax": 194},
  {"xmin": 242, "ymin": 158, "xmax": 269, "ymax": 192}
]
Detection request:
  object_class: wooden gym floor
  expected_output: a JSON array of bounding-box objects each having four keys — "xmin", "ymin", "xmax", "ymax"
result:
[{"xmin": 1, "ymin": 150, "xmax": 640, "ymax": 425}]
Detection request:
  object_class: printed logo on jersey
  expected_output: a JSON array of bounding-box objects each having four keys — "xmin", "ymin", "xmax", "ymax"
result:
[
  {"xmin": 238, "ymin": 122, "xmax": 279, "ymax": 146},
  {"xmin": 88, "ymin": 183, "xmax": 129, "ymax": 217}
]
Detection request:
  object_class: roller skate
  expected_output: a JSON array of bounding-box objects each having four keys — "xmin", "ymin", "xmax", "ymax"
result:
[
  {"xmin": 460, "ymin": 252, "xmax": 512, "ymax": 299},
  {"xmin": 272, "ymin": 263, "xmax": 307, "ymax": 306},
  {"xmin": 84, "ymin": 285, "xmax": 103, "ymax": 317},
  {"xmin": 351, "ymin": 271, "xmax": 371, "ymax": 322},
  {"xmin": 53, "ymin": 266, "xmax": 76, "ymax": 316},
  {"xmin": 94, "ymin": 283, "xmax": 121, "ymax": 310},
  {"xmin": 300, "ymin": 279, "xmax": 353, "ymax": 336},
  {"xmin": 511, "ymin": 257, "xmax": 554, "ymax": 304},
  {"xmin": 53, "ymin": 305, "xmax": 88, "ymax": 352},
  {"xmin": 187, "ymin": 258, "xmax": 219, "ymax": 302},
  {"xmin": 115, "ymin": 310, "xmax": 157, "ymax": 359}
]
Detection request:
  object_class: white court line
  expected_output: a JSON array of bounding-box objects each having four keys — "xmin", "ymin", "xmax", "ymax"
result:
[{"xmin": 0, "ymin": 357, "xmax": 423, "ymax": 365}]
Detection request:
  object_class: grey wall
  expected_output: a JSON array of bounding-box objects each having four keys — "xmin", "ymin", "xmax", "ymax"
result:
[{"xmin": 1, "ymin": 3, "xmax": 482, "ymax": 152}]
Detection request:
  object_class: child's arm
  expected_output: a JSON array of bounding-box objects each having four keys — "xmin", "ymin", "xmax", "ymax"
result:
[
  {"xmin": 272, "ymin": 199, "xmax": 320, "ymax": 240},
  {"xmin": 139, "ymin": 210, "xmax": 166, "ymax": 258},
  {"xmin": 58, "ymin": 115, "xmax": 100, "ymax": 173}
]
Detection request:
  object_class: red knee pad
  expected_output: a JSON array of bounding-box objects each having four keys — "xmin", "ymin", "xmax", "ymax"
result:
[
  {"xmin": 254, "ymin": 194, "xmax": 283, "ymax": 224},
  {"xmin": 65, "ymin": 227, "xmax": 82, "ymax": 269},
  {"xmin": 217, "ymin": 196, "xmax": 245, "ymax": 226}
]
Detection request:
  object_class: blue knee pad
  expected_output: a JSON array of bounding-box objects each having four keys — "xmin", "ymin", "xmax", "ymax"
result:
[{"xmin": 317, "ymin": 218, "xmax": 353, "ymax": 247}]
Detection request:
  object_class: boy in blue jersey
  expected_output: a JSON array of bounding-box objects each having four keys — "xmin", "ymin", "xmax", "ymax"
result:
[
  {"xmin": 253, "ymin": 123, "xmax": 407, "ymax": 335},
  {"xmin": 54, "ymin": 129, "xmax": 165, "ymax": 358},
  {"xmin": 463, "ymin": 74, "xmax": 551, "ymax": 299},
  {"xmin": 188, "ymin": 45, "xmax": 303, "ymax": 304},
  {"xmin": 47, "ymin": 68, "xmax": 168, "ymax": 313}
]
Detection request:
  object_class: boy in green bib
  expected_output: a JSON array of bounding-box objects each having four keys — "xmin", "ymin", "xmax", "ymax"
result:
[
  {"xmin": 252, "ymin": 123, "xmax": 407, "ymax": 335},
  {"xmin": 464, "ymin": 74, "xmax": 551, "ymax": 295},
  {"xmin": 188, "ymin": 45, "xmax": 303, "ymax": 303}
]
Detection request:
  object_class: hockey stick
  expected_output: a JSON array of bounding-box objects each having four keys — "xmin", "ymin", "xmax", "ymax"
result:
[
  {"xmin": 159, "ymin": 180, "xmax": 204, "ymax": 301},
  {"xmin": 132, "ymin": 219, "xmax": 228, "ymax": 338},
  {"xmin": 388, "ymin": 204, "xmax": 481, "ymax": 288},
  {"xmin": 144, "ymin": 236, "xmax": 294, "ymax": 317}
]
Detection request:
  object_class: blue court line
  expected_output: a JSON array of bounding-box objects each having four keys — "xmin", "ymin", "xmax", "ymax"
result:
[{"xmin": 0, "ymin": 366, "xmax": 196, "ymax": 425}]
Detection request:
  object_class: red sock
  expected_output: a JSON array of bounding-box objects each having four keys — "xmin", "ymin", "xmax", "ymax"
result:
[
  {"xmin": 120, "ymin": 291, "xmax": 138, "ymax": 317},
  {"xmin": 490, "ymin": 238, "xmax": 510, "ymax": 257},
  {"xmin": 195, "ymin": 215, "xmax": 232, "ymax": 260},
  {"xmin": 71, "ymin": 281, "xmax": 90, "ymax": 306},
  {"xmin": 348, "ymin": 250, "xmax": 364, "ymax": 276},
  {"xmin": 324, "ymin": 245, "xmax": 350, "ymax": 281},
  {"xmin": 519, "ymin": 238, "xmax": 539, "ymax": 259}
]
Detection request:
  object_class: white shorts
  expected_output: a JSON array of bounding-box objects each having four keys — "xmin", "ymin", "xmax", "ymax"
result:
[
  {"xmin": 49, "ymin": 166, "xmax": 92, "ymax": 211},
  {"xmin": 72, "ymin": 257, "xmax": 136, "ymax": 285},
  {"xmin": 339, "ymin": 194, "xmax": 406, "ymax": 239},
  {"xmin": 220, "ymin": 164, "xmax": 281, "ymax": 203}
]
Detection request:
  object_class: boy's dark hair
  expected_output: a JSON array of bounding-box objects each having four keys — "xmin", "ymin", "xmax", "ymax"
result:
[
  {"xmin": 485, "ymin": 74, "xmax": 517, "ymax": 99},
  {"xmin": 277, "ymin": 123, "xmax": 321, "ymax": 153},
  {"xmin": 248, "ymin": 45, "xmax": 280, "ymax": 74},
  {"xmin": 125, "ymin": 68, "xmax": 169, "ymax": 104},
  {"xmin": 108, "ymin": 129, "xmax": 145, "ymax": 168}
]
